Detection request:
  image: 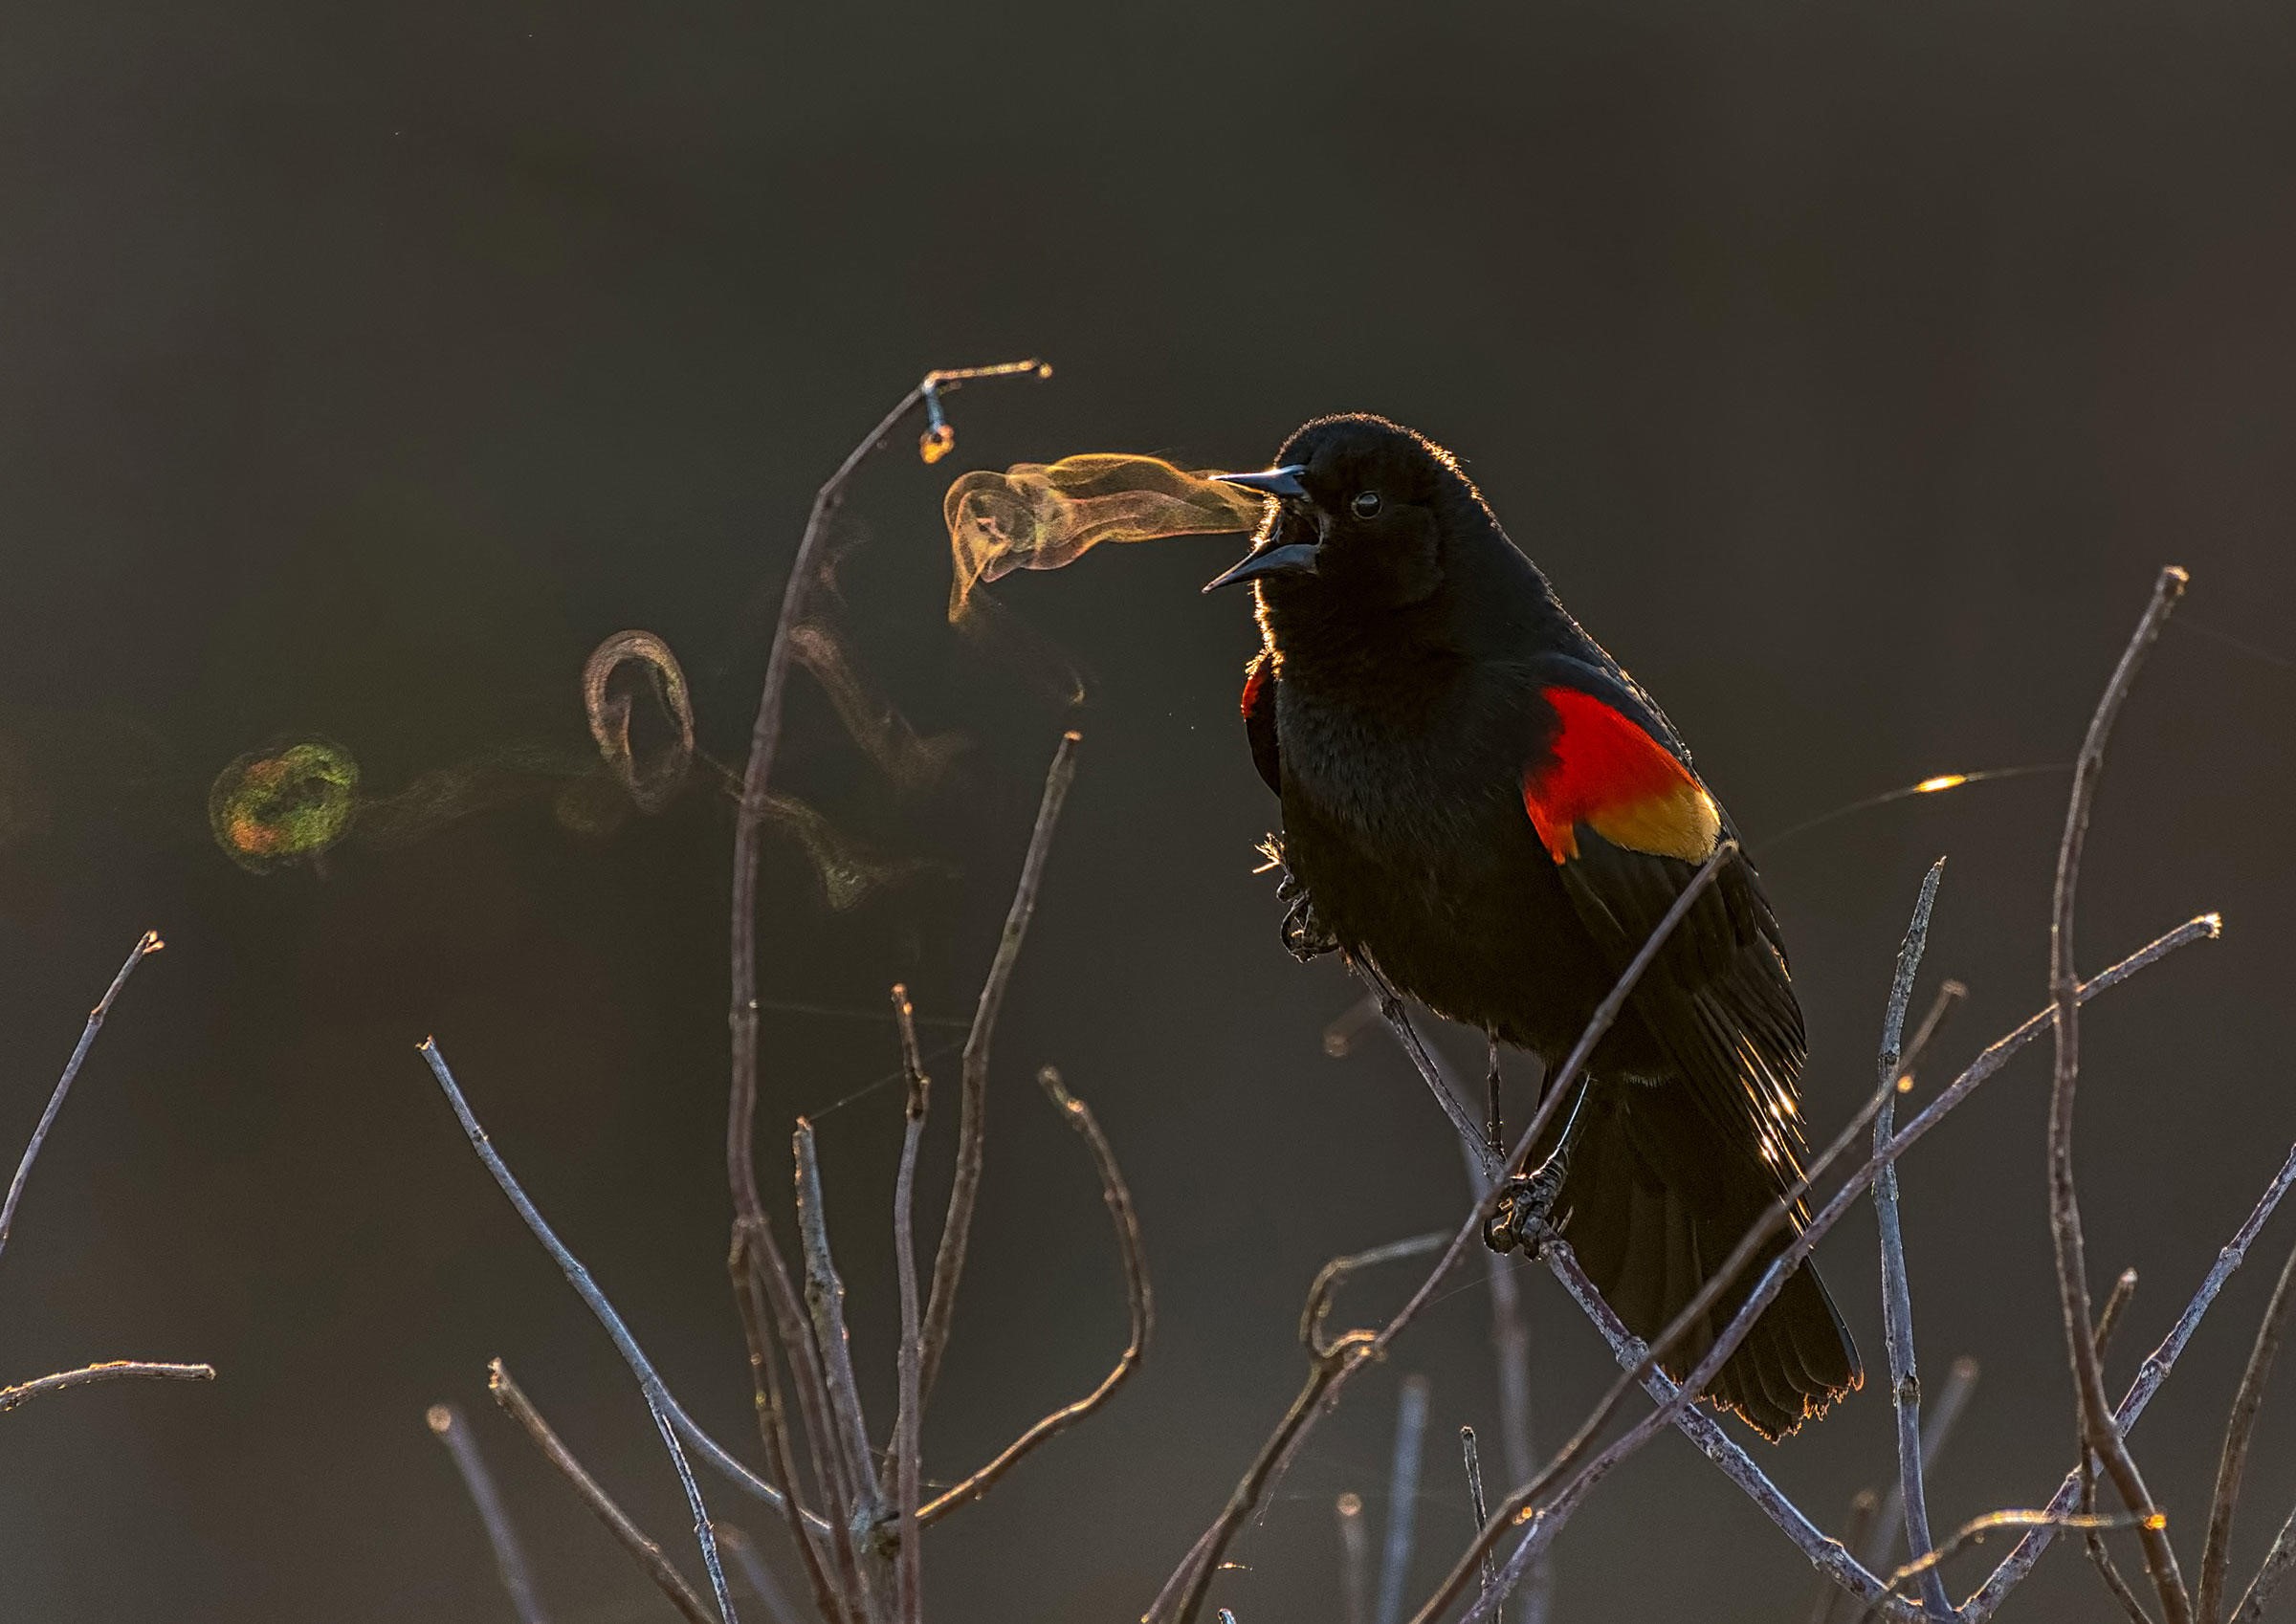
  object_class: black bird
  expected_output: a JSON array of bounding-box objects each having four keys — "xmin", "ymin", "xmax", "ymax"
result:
[{"xmin": 1206, "ymin": 413, "xmax": 1859, "ymax": 1439}]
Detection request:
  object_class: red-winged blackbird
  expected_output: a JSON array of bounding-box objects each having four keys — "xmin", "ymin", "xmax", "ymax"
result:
[{"xmin": 1207, "ymin": 413, "xmax": 1859, "ymax": 1439}]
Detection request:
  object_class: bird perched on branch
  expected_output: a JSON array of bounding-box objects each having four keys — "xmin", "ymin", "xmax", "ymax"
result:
[{"xmin": 1206, "ymin": 414, "xmax": 1858, "ymax": 1439}]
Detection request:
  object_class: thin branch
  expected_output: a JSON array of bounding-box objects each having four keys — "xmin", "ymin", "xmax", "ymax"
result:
[
  {"xmin": 1431, "ymin": 1075, "xmax": 1908, "ymax": 1624},
  {"xmin": 713, "ymin": 1525, "xmax": 803, "ymax": 1624},
  {"xmin": 1426, "ymin": 914, "xmax": 2220, "ymax": 1624},
  {"xmin": 419, "ymin": 1041, "xmax": 739, "ymax": 1624},
  {"xmin": 728, "ymin": 362, "xmax": 1050, "ymax": 1238},
  {"xmin": 1873, "ymin": 859, "xmax": 1953, "ymax": 1620},
  {"xmin": 1467, "ymin": 1243, "xmax": 1921, "ymax": 1624},
  {"xmin": 918, "ymin": 729, "xmax": 1081, "ymax": 1404},
  {"xmin": 0, "ymin": 930, "xmax": 163, "ymax": 1266},
  {"xmin": 727, "ymin": 1231, "xmax": 850, "ymax": 1624},
  {"xmin": 0, "ymin": 1359, "xmax": 212, "ymax": 1414},
  {"xmin": 1356, "ymin": 955, "xmax": 1490, "ymax": 1164},
  {"xmin": 1861, "ymin": 1356, "xmax": 1981, "ymax": 1588},
  {"xmin": 738, "ymin": 1217, "xmax": 871, "ymax": 1613},
  {"xmin": 487, "ymin": 1361, "xmax": 715, "ymax": 1624},
  {"xmin": 1962, "ymin": 1134, "xmax": 2296, "ymax": 1619},
  {"xmin": 1815, "ymin": 1491, "xmax": 1884, "ymax": 1624},
  {"xmin": 1375, "ymin": 1374, "xmax": 1431, "ymax": 1624},
  {"xmin": 917, "ymin": 1064, "xmax": 1149, "ymax": 1524},
  {"xmin": 792, "ymin": 1119, "xmax": 881, "ymax": 1535},
  {"xmin": 429, "ymin": 1402, "xmax": 550, "ymax": 1624},
  {"xmin": 1145, "ymin": 1233, "xmax": 1448, "ymax": 1624},
  {"xmin": 2200, "ymin": 1234, "xmax": 2296, "ymax": 1624},
  {"xmin": 2097, "ymin": 1268, "xmax": 2142, "ymax": 1357},
  {"xmin": 2047, "ymin": 565, "xmax": 2192, "ymax": 1624},
  {"xmin": 1889, "ymin": 1507, "xmax": 2159, "ymax": 1598},
  {"xmin": 888, "ymin": 987, "xmax": 928, "ymax": 1624},
  {"xmin": 1459, "ymin": 1428, "xmax": 1494, "ymax": 1600},
  {"xmin": 2232, "ymin": 1500, "xmax": 2296, "ymax": 1622},
  {"xmin": 1338, "ymin": 1493, "xmax": 1371, "ymax": 1624}
]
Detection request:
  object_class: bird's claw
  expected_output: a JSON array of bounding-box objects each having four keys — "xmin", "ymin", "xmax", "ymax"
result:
[
  {"xmin": 1484, "ymin": 1161, "xmax": 1567, "ymax": 1257},
  {"xmin": 1280, "ymin": 888, "xmax": 1339, "ymax": 963}
]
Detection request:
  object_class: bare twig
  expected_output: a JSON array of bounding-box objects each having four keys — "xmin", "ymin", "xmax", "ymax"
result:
[
  {"xmin": 1815, "ymin": 1490, "xmax": 1884, "ymax": 1624},
  {"xmin": 2097, "ymin": 1268, "xmax": 2142, "ymax": 1356},
  {"xmin": 2232, "ymin": 1500, "xmax": 2296, "ymax": 1621},
  {"xmin": 1428, "ymin": 914, "xmax": 2220, "ymax": 1624},
  {"xmin": 739, "ymin": 1216, "xmax": 871, "ymax": 1613},
  {"xmin": 1962, "ymin": 1134, "xmax": 2296, "ymax": 1619},
  {"xmin": 0, "ymin": 930, "xmax": 163, "ymax": 1266},
  {"xmin": 1375, "ymin": 1374, "xmax": 1431, "ymax": 1624},
  {"xmin": 727, "ymin": 361, "xmax": 1050, "ymax": 1238},
  {"xmin": 0, "ymin": 1359, "xmax": 212, "ymax": 1414},
  {"xmin": 487, "ymin": 1361, "xmax": 716, "ymax": 1624},
  {"xmin": 1433, "ymin": 1073, "xmax": 1907, "ymax": 1624},
  {"xmin": 1145, "ymin": 1232, "xmax": 1447, "ymax": 1624},
  {"xmin": 419, "ymin": 1040, "xmax": 739, "ymax": 1624},
  {"xmin": 1889, "ymin": 1507, "xmax": 2159, "ymax": 1598},
  {"xmin": 918, "ymin": 1064, "xmax": 1149, "ymax": 1523},
  {"xmin": 2046, "ymin": 565, "xmax": 2192, "ymax": 1624},
  {"xmin": 429, "ymin": 1401, "xmax": 550, "ymax": 1624},
  {"xmin": 1873, "ymin": 859, "xmax": 1953, "ymax": 1620},
  {"xmin": 888, "ymin": 987, "xmax": 928, "ymax": 1624},
  {"xmin": 919, "ymin": 730, "xmax": 1081, "ymax": 1404},
  {"xmin": 1473, "ymin": 1244, "xmax": 1921, "ymax": 1624},
  {"xmin": 2199, "ymin": 1235, "xmax": 2296, "ymax": 1623},
  {"xmin": 1339, "ymin": 1493, "xmax": 1371, "ymax": 1624},
  {"xmin": 1460, "ymin": 1428, "xmax": 1494, "ymax": 1599},
  {"xmin": 1861, "ymin": 1355, "xmax": 1981, "ymax": 1587},
  {"xmin": 714, "ymin": 1525, "xmax": 803, "ymax": 1624},
  {"xmin": 727, "ymin": 1232, "xmax": 850, "ymax": 1624},
  {"xmin": 1356, "ymin": 955, "xmax": 1490, "ymax": 1163},
  {"xmin": 793, "ymin": 1118, "xmax": 881, "ymax": 1538}
]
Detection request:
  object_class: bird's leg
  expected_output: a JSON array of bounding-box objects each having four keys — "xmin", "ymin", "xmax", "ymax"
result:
[
  {"xmin": 1274, "ymin": 862, "xmax": 1339, "ymax": 963},
  {"xmin": 1483, "ymin": 1031, "xmax": 1504, "ymax": 1164},
  {"xmin": 1483, "ymin": 1073, "xmax": 1594, "ymax": 1257}
]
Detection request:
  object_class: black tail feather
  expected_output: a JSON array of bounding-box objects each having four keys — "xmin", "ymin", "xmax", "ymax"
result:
[{"xmin": 1556, "ymin": 1082, "xmax": 1861, "ymax": 1441}]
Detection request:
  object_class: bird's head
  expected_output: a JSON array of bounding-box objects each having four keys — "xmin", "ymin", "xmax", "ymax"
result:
[{"xmin": 1203, "ymin": 414, "xmax": 1491, "ymax": 616}]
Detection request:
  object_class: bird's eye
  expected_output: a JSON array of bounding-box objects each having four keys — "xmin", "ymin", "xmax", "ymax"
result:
[{"xmin": 1351, "ymin": 490, "xmax": 1382, "ymax": 517}]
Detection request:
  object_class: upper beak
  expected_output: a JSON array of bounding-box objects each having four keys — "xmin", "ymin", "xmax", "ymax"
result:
[{"xmin": 1213, "ymin": 464, "xmax": 1308, "ymax": 499}]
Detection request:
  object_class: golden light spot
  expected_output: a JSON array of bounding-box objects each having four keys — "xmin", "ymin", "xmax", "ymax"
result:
[{"xmin": 1913, "ymin": 774, "xmax": 1969, "ymax": 795}]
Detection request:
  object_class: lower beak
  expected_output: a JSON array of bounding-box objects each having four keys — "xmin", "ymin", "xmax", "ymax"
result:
[{"xmin": 1202, "ymin": 538, "xmax": 1321, "ymax": 593}]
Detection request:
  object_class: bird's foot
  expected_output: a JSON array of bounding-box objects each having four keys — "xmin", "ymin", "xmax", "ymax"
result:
[
  {"xmin": 1276, "ymin": 867, "xmax": 1339, "ymax": 963},
  {"xmin": 1484, "ymin": 1159, "xmax": 1568, "ymax": 1257}
]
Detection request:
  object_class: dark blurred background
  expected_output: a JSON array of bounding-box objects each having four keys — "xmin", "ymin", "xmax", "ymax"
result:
[{"xmin": 3, "ymin": 2, "xmax": 2293, "ymax": 1619}]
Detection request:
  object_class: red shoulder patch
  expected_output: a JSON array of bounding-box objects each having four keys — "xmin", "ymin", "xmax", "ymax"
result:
[
  {"xmin": 1241, "ymin": 657, "xmax": 1270, "ymax": 723},
  {"xmin": 1523, "ymin": 687, "xmax": 1721, "ymax": 864}
]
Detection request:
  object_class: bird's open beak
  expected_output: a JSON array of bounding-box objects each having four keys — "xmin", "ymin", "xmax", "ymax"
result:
[{"xmin": 1203, "ymin": 466, "xmax": 1317, "ymax": 591}]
